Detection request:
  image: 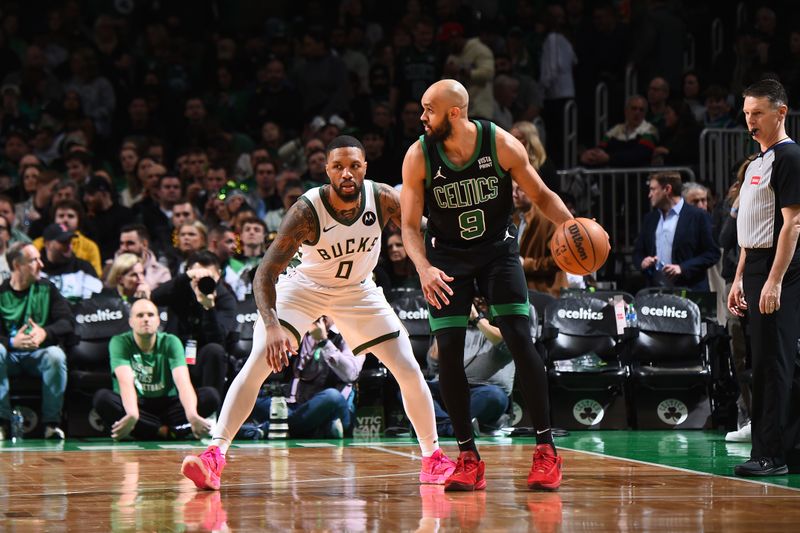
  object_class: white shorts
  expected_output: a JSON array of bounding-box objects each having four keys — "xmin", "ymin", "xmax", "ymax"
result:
[{"xmin": 275, "ymin": 272, "xmax": 405, "ymax": 354}]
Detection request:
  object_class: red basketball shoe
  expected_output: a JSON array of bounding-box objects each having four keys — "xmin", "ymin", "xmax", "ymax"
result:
[
  {"xmin": 444, "ymin": 451, "xmax": 486, "ymax": 492},
  {"xmin": 182, "ymin": 445, "xmax": 226, "ymax": 490},
  {"xmin": 527, "ymin": 444, "xmax": 562, "ymax": 490}
]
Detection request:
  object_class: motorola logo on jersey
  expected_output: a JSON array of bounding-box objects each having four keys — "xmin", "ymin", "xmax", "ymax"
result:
[
  {"xmin": 557, "ymin": 308, "xmax": 604, "ymax": 320},
  {"xmin": 75, "ymin": 309, "xmax": 125, "ymax": 324},
  {"xmin": 398, "ymin": 308, "xmax": 429, "ymax": 320},
  {"xmin": 362, "ymin": 211, "xmax": 377, "ymax": 226},
  {"xmin": 640, "ymin": 305, "xmax": 688, "ymax": 319}
]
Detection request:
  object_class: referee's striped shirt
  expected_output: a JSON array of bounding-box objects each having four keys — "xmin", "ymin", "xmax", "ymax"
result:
[{"xmin": 738, "ymin": 139, "xmax": 800, "ymax": 254}]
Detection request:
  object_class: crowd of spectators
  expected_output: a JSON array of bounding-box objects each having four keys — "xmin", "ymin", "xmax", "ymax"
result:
[{"xmin": 0, "ymin": 0, "xmax": 793, "ymax": 439}]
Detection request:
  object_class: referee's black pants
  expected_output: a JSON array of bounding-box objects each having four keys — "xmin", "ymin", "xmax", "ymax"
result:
[{"xmin": 742, "ymin": 249, "xmax": 800, "ymax": 465}]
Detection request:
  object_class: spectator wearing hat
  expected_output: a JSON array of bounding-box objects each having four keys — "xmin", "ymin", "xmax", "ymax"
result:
[
  {"xmin": 0, "ymin": 242, "xmax": 72, "ymax": 440},
  {"xmin": 32, "ymin": 199, "xmax": 102, "ymax": 276},
  {"xmin": 40, "ymin": 222, "xmax": 102, "ymax": 300},
  {"xmin": 440, "ymin": 22, "xmax": 495, "ymax": 121},
  {"xmin": 83, "ymin": 175, "xmax": 135, "ymax": 261}
]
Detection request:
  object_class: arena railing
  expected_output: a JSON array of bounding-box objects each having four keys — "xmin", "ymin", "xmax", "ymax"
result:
[{"xmin": 557, "ymin": 166, "xmax": 696, "ymax": 253}]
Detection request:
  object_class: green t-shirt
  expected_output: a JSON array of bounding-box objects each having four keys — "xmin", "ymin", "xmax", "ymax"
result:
[{"xmin": 109, "ymin": 331, "xmax": 186, "ymax": 398}]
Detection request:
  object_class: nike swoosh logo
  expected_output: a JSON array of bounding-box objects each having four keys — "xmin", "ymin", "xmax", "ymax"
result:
[
  {"xmin": 457, "ymin": 438, "xmax": 473, "ymax": 445},
  {"xmin": 322, "ymin": 224, "xmax": 338, "ymax": 233}
]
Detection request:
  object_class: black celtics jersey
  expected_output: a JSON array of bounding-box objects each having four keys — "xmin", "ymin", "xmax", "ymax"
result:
[{"xmin": 421, "ymin": 120, "xmax": 512, "ymax": 246}]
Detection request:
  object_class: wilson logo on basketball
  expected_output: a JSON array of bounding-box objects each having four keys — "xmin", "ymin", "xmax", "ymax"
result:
[{"xmin": 568, "ymin": 223, "xmax": 588, "ymax": 261}]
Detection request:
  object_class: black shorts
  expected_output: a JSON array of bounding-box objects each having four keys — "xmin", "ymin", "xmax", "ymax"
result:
[{"xmin": 425, "ymin": 226, "xmax": 530, "ymax": 332}]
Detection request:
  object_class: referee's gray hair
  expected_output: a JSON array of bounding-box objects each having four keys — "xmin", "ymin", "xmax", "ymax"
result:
[{"xmin": 743, "ymin": 78, "xmax": 787, "ymax": 108}]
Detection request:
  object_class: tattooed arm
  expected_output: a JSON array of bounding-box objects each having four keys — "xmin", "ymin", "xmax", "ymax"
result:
[
  {"xmin": 252, "ymin": 199, "xmax": 317, "ymax": 369},
  {"xmin": 376, "ymin": 182, "xmax": 402, "ymax": 229}
]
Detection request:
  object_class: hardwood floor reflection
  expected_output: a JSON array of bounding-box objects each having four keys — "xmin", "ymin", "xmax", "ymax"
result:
[{"xmin": 1, "ymin": 443, "xmax": 799, "ymax": 531}]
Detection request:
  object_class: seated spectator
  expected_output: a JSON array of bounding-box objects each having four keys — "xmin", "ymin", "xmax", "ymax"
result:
[
  {"xmin": 226, "ymin": 217, "xmax": 267, "ymax": 301},
  {"xmin": 207, "ymin": 225, "xmax": 238, "ymax": 274},
  {"xmin": 112, "ymin": 224, "xmax": 171, "ymax": 290},
  {"xmin": 40, "ymin": 223, "xmax": 102, "ymax": 300},
  {"xmin": 0, "ymin": 243, "xmax": 72, "ymax": 440},
  {"xmin": 373, "ymin": 229, "xmax": 421, "ymax": 291},
  {"xmin": 299, "ymin": 147, "xmax": 328, "ymax": 189},
  {"xmin": 169, "ymin": 221, "xmax": 208, "ymax": 275},
  {"xmin": 82, "ymin": 175, "xmax": 135, "ymax": 262},
  {"xmin": 580, "ymin": 95, "xmax": 658, "ymax": 167},
  {"xmin": 106, "ymin": 253, "xmax": 151, "ymax": 303},
  {"xmin": 651, "ymin": 99, "xmax": 701, "ymax": 167},
  {"xmin": 633, "ymin": 172, "xmax": 720, "ymax": 290},
  {"xmin": 33, "ymin": 199, "xmax": 102, "ymax": 276},
  {"xmin": 151, "ymin": 251, "xmax": 235, "ymax": 400},
  {"xmin": 140, "ymin": 174, "xmax": 183, "ymax": 255},
  {"xmin": 246, "ymin": 159, "xmax": 282, "ymax": 219},
  {"xmin": 0, "ymin": 194, "xmax": 32, "ymax": 245},
  {"xmin": 14, "ymin": 164, "xmax": 57, "ymax": 234},
  {"xmin": 703, "ymin": 85, "xmax": 738, "ymax": 129},
  {"xmin": 681, "ymin": 70, "xmax": 706, "ymax": 122},
  {"xmin": 120, "ymin": 157, "xmax": 154, "ymax": 208},
  {"xmin": 646, "ymin": 76, "xmax": 670, "ymax": 138},
  {"xmin": 513, "ymin": 182, "xmax": 566, "ymax": 297},
  {"xmin": 426, "ymin": 296, "xmax": 517, "ymax": 436},
  {"xmin": 238, "ymin": 316, "xmax": 365, "ymax": 439},
  {"xmin": 0, "ymin": 214, "xmax": 11, "ymax": 282},
  {"xmin": 265, "ymin": 179, "xmax": 304, "ymax": 232},
  {"xmin": 93, "ymin": 299, "xmax": 220, "ymax": 440}
]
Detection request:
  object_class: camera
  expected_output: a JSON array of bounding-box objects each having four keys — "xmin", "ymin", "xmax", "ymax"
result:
[{"xmin": 197, "ymin": 276, "xmax": 216, "ymax": 295}]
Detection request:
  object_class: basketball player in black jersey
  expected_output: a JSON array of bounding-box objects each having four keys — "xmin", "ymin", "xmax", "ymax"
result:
[{"xmin": 401, "ymin": 79, "xmax": 574, "ymax": 491}]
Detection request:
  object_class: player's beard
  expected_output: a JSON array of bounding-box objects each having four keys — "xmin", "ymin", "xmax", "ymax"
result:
[
  {"xmin": 424, "ymin": 116, "xmax": 453, "ymax": 144},
  {"xmin": 331, "ymin": 179, "xmax": 362, "ymax": 202}
]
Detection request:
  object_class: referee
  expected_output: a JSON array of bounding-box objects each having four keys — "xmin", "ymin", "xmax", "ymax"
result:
[{"xmin": 728, "ymin": 78, "xmax": 800, "ymax": 477}]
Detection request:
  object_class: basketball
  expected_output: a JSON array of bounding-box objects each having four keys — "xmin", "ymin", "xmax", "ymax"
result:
[{"xmin": 549, "ymin": 217, "xmax": 611, "ymax": 276}]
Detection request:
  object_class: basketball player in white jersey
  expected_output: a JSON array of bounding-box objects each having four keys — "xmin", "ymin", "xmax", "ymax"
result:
[{"xmin": 181, "ymin": 136, "xmax": 456, "ymax": 490}]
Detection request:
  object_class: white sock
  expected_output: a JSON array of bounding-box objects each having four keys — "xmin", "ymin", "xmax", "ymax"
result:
[
  {"xmin": 209, "ymin": 316, "xmax": 274, "ymax": 456},
  {"xmin": 370, "ymin": 336, "xmax": 439, "ymax": 458}
]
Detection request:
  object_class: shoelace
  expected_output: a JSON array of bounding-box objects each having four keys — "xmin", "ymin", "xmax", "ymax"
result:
[
  {"xmin": 432, "ymin": 454, "xmax": 454, "ymax": 473},
  {"xmin": 203, "ymin": 449, "xmax": 222, "ymax": 470},
  {"xmin": 533, "ymin": 448, "xmax": 556, "ymax": 472}
]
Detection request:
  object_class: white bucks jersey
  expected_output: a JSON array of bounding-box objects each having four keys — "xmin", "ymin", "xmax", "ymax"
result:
[{"xmin": 295, "ymin": 180, "xmax": 383, "ymax": 287}]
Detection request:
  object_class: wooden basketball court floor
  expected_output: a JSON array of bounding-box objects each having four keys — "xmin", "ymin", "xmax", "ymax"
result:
[{"xmin": 2, "ymin": 431, "xmax": 799, "ymax": 532}]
